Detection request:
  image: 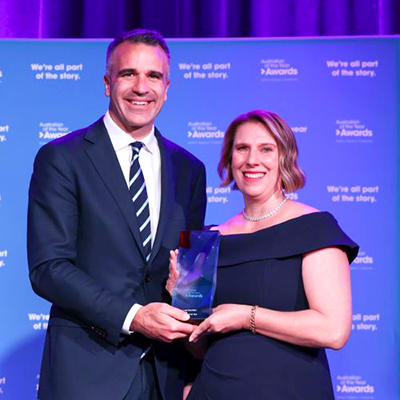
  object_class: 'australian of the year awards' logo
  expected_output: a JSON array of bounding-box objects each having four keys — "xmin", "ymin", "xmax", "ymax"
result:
[
  {"xmin": 336, "ymin": 375, "xmax": 375, "ymax": 397},
  {"xmin": 260, "ymin": 59, "xmax": 298, "ymax": 81},
  {"xmin": 352, "ymin": 250, "xmax": 373, "ymax": 270},
  {"xmin": 39, "ymin": 122, "xmax": 70, "ymax": 143},
  {"xmin": 0, "ymin": 124, "xmax": 9, "ymax": 143},
  {"xmin": 287, "ymin": 125, "xmax": 306, "ymax": 199},
  {"xmin": 187, "ymin": 122, "xmax": 224, "ymax": 144},
  {"xmin": 291, "ymin": 126, "xmax": 307, "ymax": 134},
  {"xmin": 335, "ymin": 120, "xmax": 373, "ymax": 142}
]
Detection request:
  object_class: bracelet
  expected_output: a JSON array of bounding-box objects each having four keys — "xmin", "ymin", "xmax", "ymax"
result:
[{"xmin": 250, "ymin": 305, "xmax": 258, "ymax": 334}]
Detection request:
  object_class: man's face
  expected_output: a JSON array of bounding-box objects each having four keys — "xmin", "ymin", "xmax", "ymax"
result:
[{"xmin": 104, "ymin": 42, "xmax": 170, "ymax": 139}]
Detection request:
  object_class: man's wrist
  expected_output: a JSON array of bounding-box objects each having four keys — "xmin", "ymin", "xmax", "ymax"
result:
[{"xmin": 122, "ymin": 303, "xmax": 143, "ymax": 334}]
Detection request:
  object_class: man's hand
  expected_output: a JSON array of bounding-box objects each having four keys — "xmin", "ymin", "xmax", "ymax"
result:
[{"xmin": 131, "ymin": 302, "xmax": 195, "ymax": 342}]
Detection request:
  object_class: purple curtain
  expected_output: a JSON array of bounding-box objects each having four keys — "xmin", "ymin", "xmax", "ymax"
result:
[{"xmin": 0, "ymin": 0, "xmax": 399, "ymax": 38}]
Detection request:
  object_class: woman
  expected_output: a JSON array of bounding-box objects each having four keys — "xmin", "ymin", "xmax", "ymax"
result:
[{"xmin": 168, "ymin": 110, "xmax": 359, "ymax": 399}]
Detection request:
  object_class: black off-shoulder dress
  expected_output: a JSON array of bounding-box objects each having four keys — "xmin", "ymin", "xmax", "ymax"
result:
[{"xmin": 188, "ymin": 212, "xmax": 359, "ymax": 400}]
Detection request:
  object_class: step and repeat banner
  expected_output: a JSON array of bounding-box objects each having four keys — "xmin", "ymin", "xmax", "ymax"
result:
[{"xmin": 0, "ymin": 37, "xmax": 398, "ymax": 399}]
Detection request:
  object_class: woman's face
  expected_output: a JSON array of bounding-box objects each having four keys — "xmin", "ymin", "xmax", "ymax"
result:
[{"xmin": 231, "ymin": 121, "xmax": 280, "ymax": 202}]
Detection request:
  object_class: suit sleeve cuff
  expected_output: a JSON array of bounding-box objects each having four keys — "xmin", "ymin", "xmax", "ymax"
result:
[{"xmin": 122, "ymin": 303, "xmax": 142, "ymax": 334}]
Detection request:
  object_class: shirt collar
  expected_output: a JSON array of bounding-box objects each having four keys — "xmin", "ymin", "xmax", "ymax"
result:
[{"xmin": 103, "ymin": 111, "xmax": 157, "ymax": 154}]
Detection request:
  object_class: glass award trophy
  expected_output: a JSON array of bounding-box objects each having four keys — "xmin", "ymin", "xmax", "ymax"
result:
[{"xmin": 171, "ymin": 230, "xmax": 221, "ymax": 320}]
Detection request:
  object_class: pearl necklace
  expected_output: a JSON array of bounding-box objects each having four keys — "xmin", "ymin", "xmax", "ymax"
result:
[{"xmin": 243, "ymin": 197, "xmax": 288, "ymax": 222}]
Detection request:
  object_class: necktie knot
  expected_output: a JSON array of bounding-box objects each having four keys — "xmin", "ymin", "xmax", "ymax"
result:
[{"xmin": 131, "ymin": 142, "xmax": 144, "ymax": 153}]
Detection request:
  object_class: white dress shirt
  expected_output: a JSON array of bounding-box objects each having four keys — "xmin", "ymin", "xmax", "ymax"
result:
[{"xmin": 103, "ymin": 111, "xmax": 161, "ymax": 334}]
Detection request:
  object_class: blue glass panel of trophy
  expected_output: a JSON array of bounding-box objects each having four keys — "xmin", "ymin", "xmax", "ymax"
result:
[{"xmin": 172, "ymin": 230, "xmax": 221, "ymax": 320}]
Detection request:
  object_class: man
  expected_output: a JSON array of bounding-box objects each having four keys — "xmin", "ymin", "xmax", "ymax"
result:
[{"xmin": 27, "ymin": 29, "xmax": 206, "ymax": 400}]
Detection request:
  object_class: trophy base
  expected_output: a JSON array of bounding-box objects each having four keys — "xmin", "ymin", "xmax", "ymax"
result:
[{"xmin": 184, "ymin": 308, "xmax": 211, "ymax": 321}]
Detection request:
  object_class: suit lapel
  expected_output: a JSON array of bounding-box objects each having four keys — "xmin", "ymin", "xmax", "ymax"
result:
[
  {"xmin": 149, "ymin": 129, "xmax": 175, "ymax": 265},
  {"xmin": 84, "ymin": 119, "xmax": 146, "ymax": 260}
]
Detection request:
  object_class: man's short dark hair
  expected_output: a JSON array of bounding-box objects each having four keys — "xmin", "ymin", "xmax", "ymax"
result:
[{"xmin": 106, "ymin": 29, "xmax": 170, "ymax": 76}]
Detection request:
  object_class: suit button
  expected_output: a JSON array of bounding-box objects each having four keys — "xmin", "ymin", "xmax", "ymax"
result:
[{"xmin": 145, "ymin": 274, "xmax": 151, "ymax": 282}]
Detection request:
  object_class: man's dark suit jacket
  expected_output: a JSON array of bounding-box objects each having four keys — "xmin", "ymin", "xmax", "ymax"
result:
[{"xmin": 27, "ymin": 118, "xmax": 207, "ymax": 400}]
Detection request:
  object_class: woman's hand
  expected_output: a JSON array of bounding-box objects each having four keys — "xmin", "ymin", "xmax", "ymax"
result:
[
  {"xmin": 189, "ymin": 304, "xmax": 251, "ymax": 343},
  {"xmin": 166, "ymin": 249, "xmax": 179, "ymax": 296}
]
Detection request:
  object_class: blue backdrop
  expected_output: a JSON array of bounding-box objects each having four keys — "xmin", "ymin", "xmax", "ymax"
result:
[{"xmin": 0, "ymin": 37, "xmax": 398, "ymax": 399}]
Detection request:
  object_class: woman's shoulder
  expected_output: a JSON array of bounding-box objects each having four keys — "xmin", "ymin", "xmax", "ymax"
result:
[
  {"xmin": 280, "ymin": 200, "xmax": 319, "ymax": 220},
  {"xmin": 278, "ymin": 201, "xmax": 340, "ymax": 233},
  {"xmin": 280, "ymin": 202, "xmax": 359, "ymax": 262}
]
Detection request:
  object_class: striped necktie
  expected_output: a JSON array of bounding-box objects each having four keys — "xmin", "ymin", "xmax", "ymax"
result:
[{"xmin": 130, "ymin": 142, "xmax": 151, "ymax": 262}]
